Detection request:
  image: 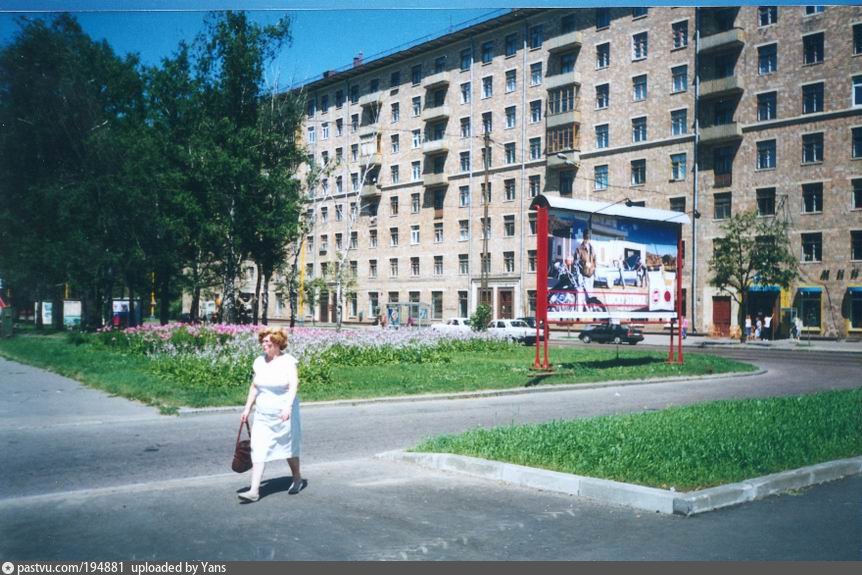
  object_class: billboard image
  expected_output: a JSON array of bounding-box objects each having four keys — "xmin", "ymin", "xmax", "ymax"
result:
[{"xmin": 546, "ymin": 208, "xmax": 680, "ymax": 322}]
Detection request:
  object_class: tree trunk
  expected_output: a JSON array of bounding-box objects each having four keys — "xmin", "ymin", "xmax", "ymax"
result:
[
  {"xmin": 35, "ymin": 295, "xmax": 43, "ymax": 331},
  {"xmin": 252, "ymin": 264, "xmax": 262, "ymax": 324},
  {"xmin": 158, "ymin": 273, "xmax": 171, "ymax": 325},
  {"xmin": 53, "ymin": 284, "xmax": 64, "ymax": 331},
  {"xmin": 128, "ymin": 284, "xmax": 136, "ymax": 328},
  {"xmin": 261, "ymin": 271, "xmax": 270, "ymax": 325},
  {"xmin": 737, "ymin": 293, "xmax": 747, "ymax": 343}
]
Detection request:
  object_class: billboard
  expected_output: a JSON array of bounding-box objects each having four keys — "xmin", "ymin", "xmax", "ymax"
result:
[{"xmin": 545, "ymin": 208, "xmax": 680, "ymax": 322}]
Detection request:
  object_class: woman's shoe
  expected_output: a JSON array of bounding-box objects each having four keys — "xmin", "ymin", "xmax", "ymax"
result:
[
  {"xmin": 238, "ymin": 490, "xmax": 260, "ymax": 502},
  {"xmin": 288, "ymin": 479, "xmax": 307, "ymax": 495}
]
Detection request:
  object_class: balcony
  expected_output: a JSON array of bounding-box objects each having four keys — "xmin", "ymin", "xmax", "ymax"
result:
[
  {"xmin": 421, "ymin": 105, "xmax": 451, "ymax": 123},
  {"xmin": 545, "ymin": 71, "xmax": 582, "ymax": 92},
  {"xmin": 359, "ymin": 152, "xmax": 382, "ymax": 168},
  {"xmin": 700, "ymin": 122, "xmax": 743, "ymax": 144},
  {"xmin": 422, "ymin": 70, "xmax": 450, "ymax": 90},
  {"xmin": 422, "ymin": 139, "xmax": 449, "ymax": 155},
  {"xmin": 546, "ymin": 30, "xmax": 583, "ymax": 54},
  {"xmin": 546, "ymin": 150, "xmax": 580, "ymax": 169},
  {"xmin": 361, "ymin": 183, "xmax": 381, "ymax": 198},
  {"xmin": 698, "ymin": 28, "xmax": 745, "ymax": 54},
  {"xmin": 546, "ymin": 108, "xmax": 581, "ymax": 130},
  {"xmin": 700, "ymin": 75, "xmax": 744, "ymax": 98},
  {"xmin": 358, "ymin": 90, "xmax": 381, "ymax": 108},
  {"xmin": 358, "ymin": 123, "xmax": 379, "ymax": 138},
  {"xmin": 423, "ymin": 173, "xmax": 448, "ymax": 188}
]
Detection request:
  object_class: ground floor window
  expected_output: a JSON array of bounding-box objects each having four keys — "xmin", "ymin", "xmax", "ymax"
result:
[
  {"xmin": 527, "ymin": 290, "xmax": 536, "ymax": 315},
  {"xmin": 368, "ymin": 292, "xmax": 379, "ymax": 317},
  {"xmin": 348, "ymin": 293, "xmax": 357, "ymax": 318},
  {"xmin": 432, "ymin": 291, "xmax": 443, "ymax": 320},
  {"xmin": 458, "ymin": 291, "xmax": 468, "ymax": 317},
  {"xmin": 799, "ymin": 291, "xmax": 821, "ymax": 329},
  {"xmin": 852, "ymin": 293, "xmax": 862, "ymax": 329}
]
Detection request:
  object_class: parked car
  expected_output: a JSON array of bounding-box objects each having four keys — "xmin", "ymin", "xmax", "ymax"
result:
[
  {"xmin": 431, "ymin": 317, "xmax": 473, "ymax": 333},
  {"xmin": 516, "ymin": 316, "xmax": 536, "ymax": 328},
  {"xmin": 578, "ymin": 323, "xmax": 644, "ymax": 345},
  {"xmin": 487, "ymin": 318, "xmax": 536, "ymax": 344}
]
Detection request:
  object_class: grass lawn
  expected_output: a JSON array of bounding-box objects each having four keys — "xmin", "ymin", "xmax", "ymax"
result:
[
  {"xmin": 0, "ymin": 331, "xmax": 755, "ymax": 410},
  {"xmin": 413, "ymin": 388, "xmax": 862, "ymax": 490}
]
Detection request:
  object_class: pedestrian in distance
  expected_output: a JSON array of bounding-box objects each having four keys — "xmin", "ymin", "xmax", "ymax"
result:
[
  {"xmin": 238, "ymin": 327, "xmax": 305, "ymax": 502},
  {"xmin": 681, "ymin": 315, "xmax": 689, "ymax": 339},
  {"xmin": 764, "ymin": 313, "xmax": 773, "ymax": 341},
  {"xmin": 755, "ymin": 316, "xmax": 762, "ymax": 340},
  {"xmin": 744, "ymin": 315, "xmax": 752, "ymax": 342}
]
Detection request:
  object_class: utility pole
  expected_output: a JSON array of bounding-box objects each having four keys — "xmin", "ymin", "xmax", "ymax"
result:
[{"xmin": 481, "ymin": 132, "xmax": 490, "ymax": 308}]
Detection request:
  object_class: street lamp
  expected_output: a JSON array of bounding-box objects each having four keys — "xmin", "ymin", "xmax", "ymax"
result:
[{"xmin": 590, "ymin": 197, "xmax": 633, "ymax": 230}]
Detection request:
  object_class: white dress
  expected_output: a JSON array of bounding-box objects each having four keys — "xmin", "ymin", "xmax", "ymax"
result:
[{"xmin": 250, "ymin": 353, "xmax": 301, "ymax": 463}]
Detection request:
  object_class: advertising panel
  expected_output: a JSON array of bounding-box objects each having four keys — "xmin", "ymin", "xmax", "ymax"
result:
[{"xmin": 546, "ymin": 208, "xmax": 679, "ymax": 322}]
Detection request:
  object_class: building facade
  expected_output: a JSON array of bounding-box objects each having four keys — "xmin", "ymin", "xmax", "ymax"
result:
[{"xmin": 285, "ymin": 6, "xmax": 862, "ymax": 337}]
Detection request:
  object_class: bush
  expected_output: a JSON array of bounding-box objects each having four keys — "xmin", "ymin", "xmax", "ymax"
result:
[{"xmin": 470, "ymin": 304, "xmax": 492, "ymax": 332}]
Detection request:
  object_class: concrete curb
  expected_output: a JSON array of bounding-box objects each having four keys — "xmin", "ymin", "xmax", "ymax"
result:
[
  {"xmin": 378, "ymin": 450, "xmax": 862, "ymax": 516},
  {"xmin": 177, "ymin": 368, "xmax": 766, "ymax": 416}
]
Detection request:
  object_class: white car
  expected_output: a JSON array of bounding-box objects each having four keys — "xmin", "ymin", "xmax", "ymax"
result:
[
  {"xmin": 486, "ymin": 318, "xmax": 537, "ymax": 344},
  {"xmin": 431, "ymin": 317, "xmax": 473, "ymax": 333}
]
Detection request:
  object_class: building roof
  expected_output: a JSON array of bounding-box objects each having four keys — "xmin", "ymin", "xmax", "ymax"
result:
[
  {"xmin": 295, "ymin": 8, "xmax": 547, "ymax": 92},
  {"xmin": 529, "ymin": 194, "xmax": 692, "ymax": 226}
]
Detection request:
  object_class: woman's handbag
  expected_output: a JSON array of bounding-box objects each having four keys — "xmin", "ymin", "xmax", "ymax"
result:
[{"xmin": 231, "ymin": 420, "xmax": 253, "ymax": 473}]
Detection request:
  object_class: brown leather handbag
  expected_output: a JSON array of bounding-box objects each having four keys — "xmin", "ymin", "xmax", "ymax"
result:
[{"xmin": 231, "ymin": 420, "xmax": 253, "ymax": 473}]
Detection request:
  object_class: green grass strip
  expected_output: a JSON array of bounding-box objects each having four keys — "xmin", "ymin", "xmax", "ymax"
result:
[{"xmin": 414, "ymin": 388, "xmax": 862, "ymax": 491}]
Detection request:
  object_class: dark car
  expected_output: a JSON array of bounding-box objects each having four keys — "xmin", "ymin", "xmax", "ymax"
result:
[
  {"xmin": 517, "ymin": 316, "xmax": 536, "ymax": 328},
  {"xmin": 578, "ymin": 323, "xmax": 644, "ymax": 345}
]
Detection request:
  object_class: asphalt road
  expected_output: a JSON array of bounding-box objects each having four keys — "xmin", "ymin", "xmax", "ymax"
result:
[{"xmin": 1, "ymin": 349, "xmax": 860, "ymax": 560}]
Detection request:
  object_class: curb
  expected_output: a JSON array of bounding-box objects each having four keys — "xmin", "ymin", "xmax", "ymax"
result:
[
  {"xmin": 378, "ymin": 450, "xmax": 862, "ymax": 516},
  {"xmin": 176, "ymin": 368, "xmax": 766, "ymax": 416}
]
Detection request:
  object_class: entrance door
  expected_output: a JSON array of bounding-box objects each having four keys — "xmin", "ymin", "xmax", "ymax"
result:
[
  {"xmin": 319, "ymin": 291, "xmax": 329, "ymax": 323},
  {"xmin": 497, "ymin": 288, "xmax": 513, "ymax": 319},
  {"xmin": 712, "ymin": 296, "xmax": 731, "ymax": 336}
]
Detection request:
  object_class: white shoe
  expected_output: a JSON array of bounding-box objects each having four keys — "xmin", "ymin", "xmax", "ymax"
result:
[{"xmin": 238, "ymin": 490, "xmax": 259, "ymax": 502}]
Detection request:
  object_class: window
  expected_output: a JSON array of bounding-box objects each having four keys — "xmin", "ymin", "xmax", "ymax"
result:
[
  {"xmin": 351, "ymin": 114, "xmax": 359, "ymax": 133},
  {"xmin": 389, "ymin": 135, "xmax": 399, "ymax": 155},
  {"xmin": 530, "ymin": 137, "xmax": 542, "ymax": 160},
  {"xmin": 461, "ymin": 48, "xmax": 472, "ymax": 71},
  {"xmin": 411, "ymin": 65, "xmax": 422, "ymax": 85},
  {"xmin": 321, "ymin": 123, "xmax": 329, "ymax": 140},
  {"xmin": 854, "ymin": 75, "xmax": 862, "ymax": 108},
  {"xmin": 530, "ymin": 100, "xmax": 542, "ymax": 123},
  {"xmin": 757, "ymin": 92, "xmax": 777, "ymax": 121},
  {"xmin": 529, "ymin": 212, "xmax": 537, "ymax": 234},
  {"xmin": 548, "ymin": 85, "xmax": 577, "ymax": 116},
  {"xmin": 335, "ymin": 233, "xmax": 343, "ymax": 249},
  {"xmin": 529, "ymin": 25, "xmax": 543, "ymax": 49},
  {"xmin": 390, "ymin": 70, "xmax": 401, "ymax": 88},
  {"xmin": 351, "ymin": 173, "xmax": 358, "ymax": 192},
  {"xmin": 459, "ymin": 254, "xmax": 469, "ymax": 274},
  {"xmin": 632, "ymin": 7, "xmax": 648, "ymax": 18},
  {"xmin": 390, "ymin": 197, "xmax": 399, "ymax": 217},
  {"xmin": 526, "ymin": 250, "xmax": 537, "ymax": 272},
  {"xmin": 596, "ymin": 8, "xmax": 610, "ymax": 30},
  {"xmin": 505, "ymin": 142, "xmax": 517, "ymax": 164},
  {"xmin": 335, "ymin": 119, "xmax": 343, "ymax": 137},
  {"xmin": 529, "ymin": 175, "xmax": 541, "ymax": 198},
  {"xmin": 320, "ymin": 234, "xmax": 328, "ymax": 251},
  {"xmin": 632, "ymin": 32, "xmax": 648, "ymax": 60},
  {"xmin": 434, "ymin": 222, "xmax": 443, "ymax": 243},
  {"xmin": 853, "ymin": 231, "xmax": 862, "ymax": 261},
  {"xmin": 504, "ymin": 251, "xmax": 515, "ymax": 273},
  {"xmin": 505, "ymin": 179, "xmax": 516, "ymax": 201},
  {"xmin": 671, "ymin": 109, "xmax": 688, "ymax": 135},
  {"xmin": 670, "ymin": 197, "xmax": 686, "ymax": 213},
  {"xmin": 596, "ymin": 83, "xmax": 609, "ymax": 109},
  {"xmin": 411, "ymin": 161, "xmax": 421, "ymax": 181},
  {"xmin": 709, "ymin": 193, "xmax": 733, "ymax": 222},
  {"xmin": 369, "ymin": 229, "xmax": 378, "ymax": 248},
  {"xmin": 481, "ymin": 182, "xmax": 491, "ymax": 203},
  {"xmin": 855, "ymin": 24, "xmax": 862, "ymax": 55},
  {"xmin": 759, "ymin": 6, "xmax": 778, "ymax": 27},
  {"xmin": 505, "ymin": 33, "xmax": 518, "ymax": 57},
  {"xmin": 759, "ymin": 44, "xmax": 777, "ymax": 75},
  {"xmin": 482, "ymin": 112, "xmax": 492, "ymax": 134},
  {"xmin": 433, "ymin": 56, "xmax": 447, "ymax": 74},
  {"xmin": 854, "ymin": 179, "xmax": 862, "ymax": 209},
  {"xmin": 460, "ymin": 82, "xmax": 471, "ymax": 104},
  {"xmin": 803, "ymin": 83, "xmax": 824, "ymax": 114},
  {"xmin": 320, "ymin": 207, "xmax": 328, "ymax": 223},
  {"xmin": 632, "ymin": 117, "xmax": 647, "ymax": 143},
  {"xmin": 307, "ymin": 98, "xmax": 316, "ymax": 117},
  {"xmin": 805, "ymin": 6, "xmax": 825, "ymax": 16},
  {"xmin": 336, "ymin": 176, "xmax": 343, "ymax": 194},
  {"xmin": 482, "ymin": 76, "xmax": 493, "ymax": 99},
  {"xmin": 430, "ymin": 291, "xmax": 443, "ymax": 319},
  {"xmin": 799, "ymin": 287, "xmax": 821, "ymax": 328},
  {"xmin": 757, "ymin": 188, "xmax": 776, "ymax": 216},
  {"xmin": 482, "ymin": 41, "xmax": 494, "ymax": 64},
  {"xmin": 802, "ymin": 182, "xmax": 823, "ymax": 213},
  {"xmin": 757, "ymin": 140, "xmax": 777, "ymax": 170},
  {"xmin": 631, "ymin": 159, "xmax": 646, "ymax": 185},
  {"xmin": 306, "ymin": 126, "xmax": 315, "ymax": 144},
  {"xmin": 854, "ymin": 127, "xmax": 862, "ymax": 159},
  {"xmin": 459, "ymin": 220, "xmax": 470, "ymax": 241},
  {"xmin": 350, "ymin": 85, "xmax": 359, "ymax": 104},
  {"xmin": 672, "ymin": 21, "xmax": 688, "ymax": 49},
  {"xmin": 390, "ymin": 102, "xmax": 400, "ymax": 124},
  {"xmin": 481, "ymin": 217, "xmax": 490, "ymax": 240},
  {"xmin": 546, "ymin": 125, "xmax": 575, "ymax": 154},
  {"xmin": 410, "ymin": 224, "xmax": 420, "ymax": 245},
  {"xmin": 803, "ymin": 33, "xmax": 824, "ymax": 65},
  {"xmin": 633, "ymin": 75, "xmax": 647, "ymax": 101},
  {"xmin": 505, "ymin": 69, "xmax": 517, "ymax": 94},
  {"xmin": 350, "ymin": 144, "xmax": 358, "ymax": 162},
  {"xmin": 504, "ymin": 215, "xmax": 515, "ymax": 237},
  {"xmin": 596, "ymin": 43, "xmax": 610, "ymax": 69},
  {"xmin": 389, "ymin": 226, "xmax": 399, "ymax": 247},
  {"xmin": 411, "ymin": 193, "xmax": 420, "ymax": 214},
  {"xmin": 335, "ymin": 90, "xmax": 344, "ymax": 108},
  {"xmin": 460, "ymin": 186, "xmax": 470, "ymax": 207},
  {"xmin": 560, "ymin": 170, "xmax": 574, "ymax": 196},
  {"xmin": 481, "ymin": 254, "xmax": 490, "ymax": 274},
  {"xmin": 530, "ymin": 62, "xmax": 543, "ymax": 86},
  {"xmin": 369, "ymin": 259, "xmax": 377, "ymax": 278},
  {"xmin": 460, "ymin": 151, "xmax": 471, "ymax": 172},
  {"xmin": 671, "ymin": 153, "xmax": 687, "ymax": 181},
  {"xmin": 595, "ymin": 165, "xmax": 608, "ymax": 190},
  {"xmin": 802, "ymin": 133, "xmax": 824, "ymax": 163},
  {"xmin": 412, "ymin": 130, "xmax": 421, "ymax": 149},
  {"xmin": 335, "ymin": 204, "xmax": 344, "ymax": 222},
  {"xmin": 802, "ymin": 232, "xmax": 822, "ymax": 263},
  {"xmin": 595, "ymin": 124, "xmax": 609, "ymax": 149},
  {"xmin": 506, "ymin": 106, "xmax": 516, "ymax": 129},
  {"xmin": 672, "ymin": 65, "xmax": 688, "ymax": 93},
  {"xmin": 389, "ymin": 258, "xmax": 399, "ymax": 277}
]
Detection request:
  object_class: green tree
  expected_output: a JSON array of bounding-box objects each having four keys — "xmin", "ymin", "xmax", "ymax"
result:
[
  {"xmin": 709, "ymin": 210, "xmax": 798, "ymax": 342},
  {"xmin": 470, "ymin": 304, "xmax": 492, "ymax": 332}
]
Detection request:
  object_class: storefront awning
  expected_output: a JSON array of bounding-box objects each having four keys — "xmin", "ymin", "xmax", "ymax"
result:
[
  {"xmin": 749, "ymin": 285, "xmax": 780, "ymax": 293},
  {"xmin": 848, "ymin": 286, "xmax": 862, "ymax": 294},
  {"xmin": 797, "ymin": 287, "xmax": 822, "ymax": 294}
]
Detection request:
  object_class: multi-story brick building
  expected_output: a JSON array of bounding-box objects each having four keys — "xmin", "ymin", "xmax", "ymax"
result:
[{"xmin": 286, "ymin": 6, "xmax": 862, "ymax": 338}]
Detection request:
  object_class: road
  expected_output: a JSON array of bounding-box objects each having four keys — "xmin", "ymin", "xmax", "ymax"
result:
[{"xmin": 1, "ymin": 348, "xmax": 860, "ymax": 560}]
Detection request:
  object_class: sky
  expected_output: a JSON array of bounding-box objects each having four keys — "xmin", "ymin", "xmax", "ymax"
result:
[{"xmin": 0, "ymin": 1, "xmax": 807, "ymax": 88}]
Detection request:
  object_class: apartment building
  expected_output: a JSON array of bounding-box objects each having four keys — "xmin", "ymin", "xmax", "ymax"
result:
[{"xmin": 290, "ymin": 6, "xmax": 862, "ymax": 337}]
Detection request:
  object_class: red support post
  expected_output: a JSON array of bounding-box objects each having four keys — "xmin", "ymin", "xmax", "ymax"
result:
[
  {"xmin": 677, "ymin": 230, "xmax": 684, "ymax": 364},
  {"xmin": 535, "ymin": 205, "xmax": 550, "ymax": 369}
]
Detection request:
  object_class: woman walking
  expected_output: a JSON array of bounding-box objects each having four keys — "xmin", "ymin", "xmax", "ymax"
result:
[{"xmin": 238, "ymin": 327, "xmax": 305, "ymax": 502}]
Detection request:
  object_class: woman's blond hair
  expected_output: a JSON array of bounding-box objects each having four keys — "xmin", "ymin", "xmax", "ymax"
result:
[{"xmin": 258, "ymin": 327, "xmax": 288, "ymax": 350}]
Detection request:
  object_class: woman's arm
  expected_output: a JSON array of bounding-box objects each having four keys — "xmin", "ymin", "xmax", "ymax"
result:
[
  {"xmin": 280, "ymin": 360, "xmax": 300, "ymax": 421},
  {"xmin": 240, "ymin": 381, "xmax": 258, "ymax": 422}
]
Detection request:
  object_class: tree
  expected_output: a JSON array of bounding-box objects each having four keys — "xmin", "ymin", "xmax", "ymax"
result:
[
  {"xmin": 469, "ymin": 304, "xmax": 492, "ymax": 332},
  {"xmin": 709, "ymin": 210, "xmax": 797, "ymax": 341}
]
